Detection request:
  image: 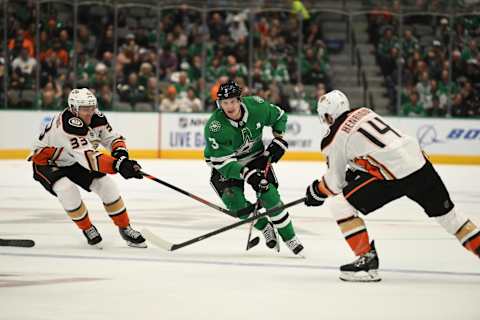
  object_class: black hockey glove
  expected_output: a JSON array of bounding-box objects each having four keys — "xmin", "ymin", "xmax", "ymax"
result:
[
  {"xmin": 111, "ymin": 148, "xmax": 129, "ymax": 159},
  {"xmin": 114, "ymin": 156, "xmax": 143, "ymax": 179},
  {"xmin": 265, "ymin": 137, "xmax": 288, "ymax": 163},
  {"xmin": 242, "ymin": 166, "xmax": 269, "ymax": 193},
  {"xmin": 304, "ymin": 180, "xmax": 327, "ymax": 207}
]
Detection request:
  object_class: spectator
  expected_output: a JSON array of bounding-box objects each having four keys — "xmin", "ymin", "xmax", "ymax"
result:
[
  {"xmin": 401, "ymin": 29, "xmax": 419, "ymax": 59},
  {"xmin": 145, "ymin": 77, "xmax": 159, "ymax": 106},
  {"xmin": 117, "ymin": 72, "xmax": 146, "ymax": 106},
  {"xmin": 289, "ymin": 83, "xmax": 311, "ymax": 114},
  {"xmin": 59, "ymin": 30, "xmax": 73, "ymax": 56},
  {"xmin": 12, "ymin": 48, "xmax": 37, "ymax": 89},
  {"xmin": 229, "ymin": 15, "xmax": 248, "ymax": 43},
  {"xmin": 89, "ymin": 63, "xmax": 111, "ymax": 92},
  {"xmin": 138, "ymin": 62, "xmax": 154, "ymax": 88},
  {"xmin": 180, "ymin": 87, "xmax": 202, "ymax": 112},
  {"xmin": 416, "ymin": 71, "xmax": 433, "ymax": 111},
  {"xmin": 77, "ymin": 24, "xmax": 96, "ymax": 55},
  {"xmin": 97, "ymin": 25, "xmax": 114, "ymax": 60},
  {"xmin": 402, "ymin": 91, "xmax": 425, "ymax": 116},
  {"xmin": 159, "ymin": 85, "xmax": 181, "ymax": 112},
  {"xmin": 206, "ymin": 57, "xmax": 226, "ymax": 83},
  {"xmin": 263, "ymin": 56, "xmax": 290, "ymax": 84},
  {"xmin": 40, "ymin": 39, "xmax": 69, "ymax": 67},
  {"xmin": 188, "ymin": 55, "xmax": 203, "ymax": 82},
  {"xmin": 8, "ymin": 30, "xmax": 35, "ymax": 58},
  {"xmin": 97, "ymin": 84, "xmax": 113, "ymax": 111},
  {"xmin": 173, "ymin": 71, "xmax": 189, "ymax": 98},
  {"xmin": 76, "ymin": 52, "xmax": 95, "ymax": 87},
  {"xmin": 158, "ymin": 45, "xmax": 178, "ymax": 80},
  {"xmin": 37, "ymin": 82, "xmax": 61, "ymax": 109},
  {"xmin": 225, "ymin": 54, "xmax": 247, "ymax": 80}
]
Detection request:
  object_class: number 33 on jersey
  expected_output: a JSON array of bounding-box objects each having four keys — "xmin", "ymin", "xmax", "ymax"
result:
[{"xmin": 29, "ymin": 109, "xmax": 126, "ymax": 174}]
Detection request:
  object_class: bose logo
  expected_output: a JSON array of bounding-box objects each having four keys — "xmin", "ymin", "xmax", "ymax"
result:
[{"xmin": 447, "ymin": 129, "xmax": 480, "ymax": 140}]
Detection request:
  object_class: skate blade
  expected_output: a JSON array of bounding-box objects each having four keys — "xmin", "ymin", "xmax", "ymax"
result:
[
  {"xmin": 339, "ymin": 270, "xmax": 381, "ymax": 282},
  {"xmin": 127, "ymin": 241, "xmax": 147, "ymax": 248},
  {"xmin": 90, "ymin": 243, "xmax": 103, "ymax": 250}
]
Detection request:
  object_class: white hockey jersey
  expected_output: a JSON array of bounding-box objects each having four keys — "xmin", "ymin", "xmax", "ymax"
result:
[
  {"xmin": 320, "ymin": 107, "xmax": 426, "ymax": 195},
  {"xmin": 29, "ymin": 109, "xmax": 127, "ymax": 174}
]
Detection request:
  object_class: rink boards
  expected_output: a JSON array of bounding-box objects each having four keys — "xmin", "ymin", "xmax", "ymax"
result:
[{"xmin": 1, "ymin": 110, "xmax": 479, "ymax": 164}]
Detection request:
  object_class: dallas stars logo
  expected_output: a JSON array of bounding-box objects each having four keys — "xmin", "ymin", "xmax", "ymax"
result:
[
  {"xmin": 237, "ymin": 127, "xmax": 255, "ymax": 155},
  {"xmin": 209, "ymin": 120, "xmax": 221, "ymax": 132}
]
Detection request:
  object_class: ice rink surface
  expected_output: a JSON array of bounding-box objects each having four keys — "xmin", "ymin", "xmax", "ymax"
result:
[{"xmin": 0, "ymin": 159, "xmax": 479, "ymax": 320}]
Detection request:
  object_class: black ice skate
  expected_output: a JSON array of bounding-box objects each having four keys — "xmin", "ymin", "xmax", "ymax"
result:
[
  {"xmin": 262, "ymin": 221, "xmax": 279, "ymax": 251},
  {"xmin": 119, "ymin": 225, "xmax": 147, "ymax": 248},
  {"xmin": 339, "ymin": 241, "xmax": 381, "ymax": 282},
  {"xmin": 285, "ymin": 236, "xmax": 305, "ymax": 257},
  {"xmin": 82, "ymin": 225, "xmax": 102, "ymax": 248}
]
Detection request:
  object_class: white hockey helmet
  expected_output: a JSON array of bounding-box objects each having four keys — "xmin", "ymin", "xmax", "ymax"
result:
[
  {"xmin": 68, "ymin": 88, "xmax": 97, "ymax": 115},
  {"xmin": 316, "ymin": 90, "xmax": 350, "ymax": 124}
]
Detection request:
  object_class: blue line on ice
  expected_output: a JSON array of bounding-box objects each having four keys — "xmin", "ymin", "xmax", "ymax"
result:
[{"xmin": 1, "ymin": 252, "xmax": 479, "ymax": 278}]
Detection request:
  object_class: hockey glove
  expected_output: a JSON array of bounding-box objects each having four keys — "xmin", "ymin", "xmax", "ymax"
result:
[
  {"xmin": 242, "ymin": 167, "xmax": 269, "ymax": 193},
  {"xmin": 114, "ymin": 156, "xmax": 143, "ymax": 179},
  {"xmin": 304, "ymin": 180, "xmax": 327, "ymax": 207},
  {"xmin": 111, "ymin": 148, "xmax": 129, "ymax": 159},
  {"xmin": 266, "ymin": 137, "xmax": 288, "ymax": 163}
]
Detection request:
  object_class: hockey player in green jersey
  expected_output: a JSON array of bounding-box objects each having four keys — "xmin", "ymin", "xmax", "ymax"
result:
[{"xmin": 204, "ymin": 80, "xmax": 304, "ymax": 255}]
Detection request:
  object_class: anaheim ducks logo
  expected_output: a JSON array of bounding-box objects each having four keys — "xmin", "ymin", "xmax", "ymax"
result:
[
  {"xmin": 209, "ymin": 120, "xmax": 221, "ymax": 132},
  {"xmin": 68, "ymin": 117, "xmax": 84, "ymax": 128}
]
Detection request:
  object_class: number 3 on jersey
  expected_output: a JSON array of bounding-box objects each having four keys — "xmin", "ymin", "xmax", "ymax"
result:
[
  {"xmin": 208, "ymin": 137, "xmax": 219, "ymax": 150},
  {"xmin": 357, "ymin": 116, "xmax": 401, "ymax": 148}
]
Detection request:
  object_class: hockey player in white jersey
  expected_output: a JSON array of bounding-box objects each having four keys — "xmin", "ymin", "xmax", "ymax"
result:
[
  {"xmin": 304, "ymin": 90, "xmax": 480, "ymax": 282},
  {"xmin": 29, "ymin": 88, "xmax": 147, "ymax": 248}
]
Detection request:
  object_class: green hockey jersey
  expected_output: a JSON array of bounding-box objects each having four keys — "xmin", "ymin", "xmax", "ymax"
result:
[{"xmin": 204, "ymin": 96, "xmax": 287, "ymax": 180}]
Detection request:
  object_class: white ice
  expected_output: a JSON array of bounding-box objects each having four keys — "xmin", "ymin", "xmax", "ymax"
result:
[{"xmin": 0, "ymin": 159, "xmax": 479, "ymax": 320}]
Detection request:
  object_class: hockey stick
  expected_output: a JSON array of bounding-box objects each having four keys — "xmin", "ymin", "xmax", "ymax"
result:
[
  {"xmin": 245, "ymin": 160, "xmax": 271, "ymax": 250},
  {"xmin": 140, "ymin": 171, "xmax": 253, "ymax": 218},
  {"xmin": 142, "ymin": 197, "xmax": 306, "ymax": 252},
  {"xmin": 0, "ymin": 238, "xmax": 35, "ymax": 248}
]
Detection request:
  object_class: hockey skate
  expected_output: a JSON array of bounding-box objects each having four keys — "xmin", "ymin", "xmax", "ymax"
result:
[
  {"xmin": 285, "ymin": 236, "xmax": 305, "ymax": 257},
  {"xmin": 82, "ymin": 225, "xmax": 102, "ymax": 248},
  {"xmin": 119, "ymin": 225, "xmax": 147, "ymax": 248},
  {"xmin": 262, "ymin": 221, "xmax": 279, "ymax": 251},
  {"xmin": 339, "ymin": 241, "xmax": 381, "ymax": 282}
]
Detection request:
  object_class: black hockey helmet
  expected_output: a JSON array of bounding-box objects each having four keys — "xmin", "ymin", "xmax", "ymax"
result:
[{"xmin": 217, "ymin": 80, "xmax": 242, "ymax": 100}]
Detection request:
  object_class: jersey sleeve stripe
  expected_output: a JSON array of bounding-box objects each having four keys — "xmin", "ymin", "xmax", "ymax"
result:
[
  {"xmin": 84, "ymin": 151, "xmax": 115, "ymax": 174},
  {"xmin": 276, "ymin": 108, "xmax": 285, "ymax": 121},
  {"xmin": 208, "ymin": 153, "xmax": 237, "ymax": 163},
  {"xmin": 367, "ymin": 155, "xmax": 396, "ymax": 180},
  {"xmin": 344, "ymin": 177, "xmax": 378, "ymax": 199},
  {"xmin": 211, "ymin": 158, "xmax": 236, "ymax": 170}
]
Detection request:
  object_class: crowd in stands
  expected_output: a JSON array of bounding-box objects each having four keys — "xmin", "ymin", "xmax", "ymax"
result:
[
  {"xmin": 368, "ymin": 1, "xmax": 480, "ymax": 117},
  {"xmin": 2, "ymin": 1, "xmax": 332, "ymax": 114},
  {"xmin": 2, "ymin": 1, "xmax": 479, "ymax": 118}
]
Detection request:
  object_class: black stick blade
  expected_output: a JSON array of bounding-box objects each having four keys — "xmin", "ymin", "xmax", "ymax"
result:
[
  {"xmin": 246, "ymin": 236, "xmax": 260, "ymax": 250},
  {"xmin": 0, "ymin": 239, "xmax": 35, "ymax": 247}
]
